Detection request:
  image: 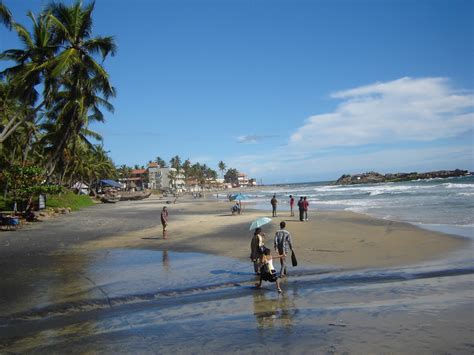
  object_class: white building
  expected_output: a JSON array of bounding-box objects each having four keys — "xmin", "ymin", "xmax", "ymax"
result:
[
  {"xmin": 238, "ymin": 173, "xmax": 249, "ymax": 187},
  {"xmin": 148, "ymin": 163, "xmax": 185, "ymax": 192},
  {"xmin": 147, "ymin": 163, "xmax": 161, "ymax": 190}
]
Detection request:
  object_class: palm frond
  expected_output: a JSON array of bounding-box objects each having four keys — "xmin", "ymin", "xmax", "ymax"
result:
[
  {"xmin": 0, "ymin": 1, "xmax": 13, "ymax": 29},
  {"xmin": 12, "ymin": 22, "xmax": 34, "ymax": 49},
  {"xmin": 83, "ymin": 36, "xmax": 117, "ymax": 59},
  {"xmin": 50, "ymin": 47, "xmax": 80, "ymax": 77},
  {"xmin": 81, "ymin": 127, "xmax": 102, "ymax": 141}
]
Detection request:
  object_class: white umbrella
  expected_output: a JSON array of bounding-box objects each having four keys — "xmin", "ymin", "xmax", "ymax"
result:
[{"xmin": 249, "ymin": 217, "xmax": 272, "ymax": 231}]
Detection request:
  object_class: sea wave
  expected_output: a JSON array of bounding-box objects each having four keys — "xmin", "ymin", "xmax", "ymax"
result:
[{"xmin": 443, "ymin": 183, "xmax": 474, "ymax": 189}]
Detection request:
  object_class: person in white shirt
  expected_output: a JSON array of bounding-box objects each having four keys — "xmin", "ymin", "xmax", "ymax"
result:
[{"xmin": 255, "ymin": 247, "xmax": 284, "ymax": 293}]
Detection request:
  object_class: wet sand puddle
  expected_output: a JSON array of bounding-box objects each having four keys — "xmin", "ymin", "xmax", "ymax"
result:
[{"xmin": 0, "ymin": 248, "xmax": 473, "ymax": 353}]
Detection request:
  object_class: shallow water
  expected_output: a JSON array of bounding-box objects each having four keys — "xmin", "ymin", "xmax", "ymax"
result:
[{"xmin": 1, "ymin": 248, "xmax": 473, "ymax": 353}]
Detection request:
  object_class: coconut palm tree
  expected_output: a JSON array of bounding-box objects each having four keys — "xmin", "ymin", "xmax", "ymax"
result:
[
  {"xmin": 1, "ymin": 1, "xmax": 116, "ymax": 177},
  {"xmin": 155, "ymin": 156, "xmax": 167, "ymax": 168},
  {"xmin": 41, "ymin": 1, "xmax": 116, "ymax": 175},
  {"xmin": 170, "ymin": 155, "xmax": 182, "ymax": 170},
  {"xmin": 218, "ymin": 160, "xmax": 226, "ymax": 178},
  {"xmin": 0, "ymin": 10, "xmax": 56, "ymax": 144}
]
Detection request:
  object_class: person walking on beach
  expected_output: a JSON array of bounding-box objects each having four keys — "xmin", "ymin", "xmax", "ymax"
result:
[
  {"xmin": 250, "ymin": 228, "xmax": 266, "ymax": 274},
  {"xmin": 274, "ymin": 221, "xmax": 293, "ymax": 277},
  {"xmin": 161, "ymin": 206, "xmax": 168, "ymax": 239},
  {"xmin": 271, "ymin": 195, "xmax": 278, "ymax": 217},
  {"xmin": 303, "ymin": 196, "xmax": 309, "ymax": 221},
  {"xmin": 297, "ymin": 197, "xmax": 304, "ymax": 221},
  {"xmin": 255, "ymin": 247, "xmax": 284, "ymax": 293},
  {"xmin": 289, "ymin": 195, "xmax": 295, "ymax": 217}
]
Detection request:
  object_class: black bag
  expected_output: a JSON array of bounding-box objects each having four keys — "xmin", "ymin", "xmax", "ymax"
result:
[{"xmin": 291, "ymin": 250, "xmax": 298, "ymax": 267}]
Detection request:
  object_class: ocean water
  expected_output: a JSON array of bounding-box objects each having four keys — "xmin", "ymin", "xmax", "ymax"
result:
[{"xmin": 238, "ymin": 175, "xmax": 474, "ymax": 239}]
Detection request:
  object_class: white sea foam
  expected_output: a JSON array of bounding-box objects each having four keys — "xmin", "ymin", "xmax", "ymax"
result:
[
  {"xmin": 252, "ymin": 177, "xmax": 474, "ymax": 238},
  {"xmin": 443, "ymin": 183, "xmax": 474, "ymax": 189}
]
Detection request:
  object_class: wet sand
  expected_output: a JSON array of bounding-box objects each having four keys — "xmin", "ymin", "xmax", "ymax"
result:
[{"xmin": 0, "ymin": 195, "xmax": 472, "ymax": 353}]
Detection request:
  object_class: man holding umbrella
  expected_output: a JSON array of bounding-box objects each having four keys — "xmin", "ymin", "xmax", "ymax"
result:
[{"xmin": 274, "ymin": 221, "xmax": 294, "ymax": 277}]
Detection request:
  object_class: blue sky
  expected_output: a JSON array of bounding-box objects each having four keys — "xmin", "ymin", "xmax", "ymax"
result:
[{"xmin": 1, "ymin": 0, "xmax": 473, "ymax": 183}]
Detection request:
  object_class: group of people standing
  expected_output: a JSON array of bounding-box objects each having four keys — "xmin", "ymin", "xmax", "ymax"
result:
[
  {"xmin": 250, "ymin": 221, "xmax": 294, "ymax": 293},
  {"xmin": 274, "ymin": 194, "xmax": 309, "ymax": 221}
]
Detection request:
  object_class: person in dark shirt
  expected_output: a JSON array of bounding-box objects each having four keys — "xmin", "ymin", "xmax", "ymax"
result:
[
  {"xmin": 161, "ymin": 206, "xmax": 168, "ymax": 239},
  {"xmin": 297, "ymin": 197, "xmax": 304, "ymax": 221},
  {"xmin": 289, "ymin": 195, "xmax": 295, "ymax": 217},
  {"xmin": 271, "ymin": 195, "xmax": 278, "ymax": 217}
]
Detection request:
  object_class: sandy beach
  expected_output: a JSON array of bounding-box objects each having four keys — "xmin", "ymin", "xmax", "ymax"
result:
[
  {"xmin": 0, "ymin": 194, "xmax": 472, "ymax": 353},
  {"xmin": 68, "ymin": 195, "xmax": 467, "ymax": 269}
]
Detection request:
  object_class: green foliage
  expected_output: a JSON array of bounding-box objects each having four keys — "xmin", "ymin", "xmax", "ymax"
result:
[
  {"xmin": 224, "ymin": 168, "xmax": 239, "ymax": 185},
  {"xmin": 0, "ymin": 196, "xmax": 9, "ymax": 210},
  {"xmin": 1, "ymin": 165, "xmax": 63, "ymax": 205},
  {"xmin": 218, "ymin": 160, "xmax": 226, "ymax": 177},
  {"xmin": 46, "ymin": 190, "xmax": 94, "ymax": 211},
  {"xmin": 170, "ymin": 155, "xmax": 182, "ymax": 170},
  {"xmin": 1, "ymin": 0, "xmax": 117, "ymax": 179},
  {"xmin": 155, "ymin": 156, "xmax": 167, "ymax": 168}
]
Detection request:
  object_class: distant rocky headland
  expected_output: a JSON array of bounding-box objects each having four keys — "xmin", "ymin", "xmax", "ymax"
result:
[{"xmin": 335, "ymin": 169, "xmax": 470, "ymax": 185}]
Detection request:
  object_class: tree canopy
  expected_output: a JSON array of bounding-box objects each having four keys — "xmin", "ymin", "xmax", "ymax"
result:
[{"xmin": 0, "ymin": 1, "xmax": 117, "ymax": 209}]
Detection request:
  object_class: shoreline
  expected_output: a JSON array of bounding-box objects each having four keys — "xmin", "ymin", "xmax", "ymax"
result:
[{"xmin": 47, "ymin": 195, "xmax": 469, "ymax": 270}]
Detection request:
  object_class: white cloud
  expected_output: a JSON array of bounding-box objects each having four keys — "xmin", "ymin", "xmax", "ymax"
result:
[
  {"xmin": 226, "ymin": 77, "xmax": 473, "ymax": 183},
  {"xmin": 237, "ymin": 134, "xmax": 279, "ymax": 144},
  {"xmin": 290, "ymin": 77, "xmax": 474, "ymax": 149}
]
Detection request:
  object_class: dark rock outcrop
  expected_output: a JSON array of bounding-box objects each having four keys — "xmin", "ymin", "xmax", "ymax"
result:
[{"xmin": 335, "ymin": 169, "xmax": 469, "ymax": 185}]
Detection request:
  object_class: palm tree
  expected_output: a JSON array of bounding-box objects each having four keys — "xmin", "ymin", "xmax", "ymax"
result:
[
  {"xmin": 182, "ymin": 159, "xmax": 191, "ymax": 179},
  {"xmin": 218, "ymin": 160, "xmax": 226, "ymax": 178},
  {"xmin": 1, "ymin": 1, "xmax": 117, "ymax": 177},
  {"xmin": 169, "ymin": 155, "xmax": 181, "ymax": 170},
  {"xmin": 0, "ymin": 1, "xmax": 13, "ymax": 29},
  {"xmin": 0, "ymin": 11, "xmax": 56, "ymax": 144},
  {"xmin": 0, "ymin": 80, "xmax": 33, "ymax": 144},
  {"xmin": 42, "ymin": 1, "xmax": 116, "ymax": 175},
  {"xmin": 155, "ymin": 156, "xmax": 167, "ymax": 168}
]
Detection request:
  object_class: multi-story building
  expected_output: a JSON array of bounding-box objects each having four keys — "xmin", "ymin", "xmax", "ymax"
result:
[
  {"xmin": 147, "ymin": 163, "xmax": 161, "ymax": 190},
  {"xmin": 238, "ymin": 173, "xmax": 249, "ymax": 187},
  {"xmin": 147, "ymin": 163, "xmax": 185, "ymax": 192}
]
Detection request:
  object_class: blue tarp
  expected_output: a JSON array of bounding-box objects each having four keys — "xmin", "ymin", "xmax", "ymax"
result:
[{"xmin": 100, "ymin": 179, "xmax": 122, "ymax": 188}]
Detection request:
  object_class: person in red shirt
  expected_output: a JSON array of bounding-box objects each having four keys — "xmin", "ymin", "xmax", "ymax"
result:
[
  {"xmin": 289, "ymin": 195, "xmax": 295, "ymax": 217},
  {"xmin": 303, "ymin": 196, "xmax": 309, "ymax": 221}
]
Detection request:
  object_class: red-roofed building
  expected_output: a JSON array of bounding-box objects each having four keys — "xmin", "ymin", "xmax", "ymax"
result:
[{"xmin": 122, "ymin": 169, "xmax": 147, "ymax": 190}]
